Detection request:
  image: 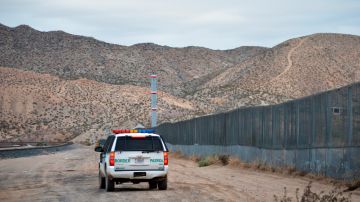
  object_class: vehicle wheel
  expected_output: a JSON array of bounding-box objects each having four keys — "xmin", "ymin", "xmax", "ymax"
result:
[
  {"xmin": 99, "ymin": 171, "xmax": 105, "ymax": 189},
  {"xmin": 105, "ymin": 174, "xmax": 115, "ymax": 192},
  {"xmin": 149, "ymin": 181, "xmax": 157, "ymax": 189},
  {"xmin": 158, "ymin": 178, "xmax": 167, "ymax": 190}
]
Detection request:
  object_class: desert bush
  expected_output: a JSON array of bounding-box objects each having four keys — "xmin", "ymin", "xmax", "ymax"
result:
[
  {"xmin": 36, "ymin": 142, "xmax": 47, "ymax": 146},
  {"xmin": 273, "ymin": 182, "xmax": 352, "ymax": 202},
  {"xmin": 80, "ymin": 138, "xmax": 92, "ymax": 146},
  {"xmin": 218, "ymin": 154, "xmax": 230, "ymax": 165},
  {"xmin": 198, "ymin": 156, "xmax": 218, "ymax": 167},
  {"xmin": 345, "ymin": 180, "xmax": 360, "ymax": 192},
  {"xmin": 198, "ymin": 158, "xmax": 211, "ymax": 167},
  {"xmin": 274, "ymin": 187, "xmax": 293, "ymax": 202},
  {"xmin": 228, "ymin": 156, "xmax": 243, "ymax": 167},
  {"xmin": 189, "ymin": 154, "xmax": 201, "ymax": 162}
]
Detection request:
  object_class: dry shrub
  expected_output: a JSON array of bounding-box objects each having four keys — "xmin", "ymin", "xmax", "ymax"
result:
[
  {"xmin": 228, "ymin": 157, "xmax": 270, "ymax": 170},
  {"xmin": 251, "ymin": 161, "xmax": 262, "ymax": 170},
  {"xmin": 228, "ymin": 156, "xmax": 243, "ymax": 167},
  {"xmin": 189, "ymin": 154, "xmax": 201, "ymax": 162},
  {"xmin": 198, "ymin": 157, "xmax": 211, "ymax": 167},
  {"xmin": 274, "ymin": 187, "xmax": 293, "ymax": 202},
  {"xmin": 345, "ymin": 180, "xmax": 360, "ymax": 192},
  {"xmin": 171, "ymin": 150, "xmax": 202, "ymax": 163},
  {"xmin": 207, "ymin": 155, "xmax": 220, "ymax": 164},
  {"xmin": 305, "ymin": 173, "xmax": 327, "ymax": 181},
  {"xmin": 273, "ymin": 181, "xmax": 352, "ymax": 202},
  {"xmin": 198, "ymin": 155, "xmax": 219, "ymax": 167},
  {"xmin": 285, "ymin": 166, "xmax": 297, "ymax": 175},
  {"xmin": 79, "ymin": 138, "xmax": 92, "ymax": 146},
  {"xmin": 294, "ymin": 170, "xmax": 307, "ymax": 177},
  {"xmin": 242, "ymin": 162, "xmax": 252, "ymax": 169},
  {"xmin": 36, "ymin": 142, "xmax": 47, "ymax": 146},
  {"xmin": 218, "ymin": 154, "xmax": 230, "ymax": 165},
  {"xmin": 259, "ymin": 164, "xmax": 269, "ymax": 171},
  {"xmin": 271, "ymin": 167, "xmax": 277, "ymax": 173},
  {"xmin": 198, "ymin": 158, "xmax": 210, "ymax": 167}
]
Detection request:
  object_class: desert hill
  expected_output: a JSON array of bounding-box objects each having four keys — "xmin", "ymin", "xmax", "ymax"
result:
[
  {"xmin": 0, "ymin": 67, "xmax": 199, "ymax": 143},
  {"xmin": 1, "ymin": 23, "xmax": 360, "ymax": 142},
  {"xmin": 188, "ymin": 33, "xmax": 360, "ymax": 110},
  {"xmin": 0, "ymin": 23, "xmax": 265, "ymax": 96}
]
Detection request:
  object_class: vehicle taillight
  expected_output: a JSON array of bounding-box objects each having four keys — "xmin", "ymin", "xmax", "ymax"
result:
[
  {"xmin": 163, "ymin": 151, "xmax": 168, "ymax": 165},
  {"xmin": 109, "ymin": 151, "xmax": 115, "ymax": 166}
]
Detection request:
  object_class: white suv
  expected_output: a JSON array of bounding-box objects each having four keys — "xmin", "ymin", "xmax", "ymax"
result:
[{"xmin": 95, "ymin": 130, "xmax": 169, "ymax": 192}]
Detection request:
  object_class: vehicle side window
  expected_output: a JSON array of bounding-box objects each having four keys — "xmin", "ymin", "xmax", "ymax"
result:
[
  {"xmin": 159, "ymin": 136, "xmax": 169, "ymax": 152},
  {"xmin": 103, "ymin": 136, "xmax": 115, "ymax": 153},
  {"xmin": 106, "ymin": 136, "xmax": 115, "ymax": 152},
  {"xmin": 102, "ymin": 137, "xmax": 109, "ymax": 151}
]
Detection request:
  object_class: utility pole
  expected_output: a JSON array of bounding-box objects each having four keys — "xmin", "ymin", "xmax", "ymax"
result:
[{"xmin": 150, "ymin": 73, "xmax": 157, "ymax": 128}]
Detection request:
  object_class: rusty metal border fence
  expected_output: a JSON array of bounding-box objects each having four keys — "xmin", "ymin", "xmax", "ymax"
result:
[{"xmin": 156, "ymin": 82, "xmax": 360, "ymax": 180}]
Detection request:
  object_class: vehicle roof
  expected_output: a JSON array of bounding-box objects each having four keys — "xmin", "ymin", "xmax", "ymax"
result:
[{"xmin": 113, "ymin": 133, "xmax": 160, "ymax": 137}]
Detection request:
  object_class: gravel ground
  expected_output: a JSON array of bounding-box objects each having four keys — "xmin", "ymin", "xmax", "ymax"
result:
[{"xmin": 0, "ymin": 144, "xmax": 358, "ymax": 202}]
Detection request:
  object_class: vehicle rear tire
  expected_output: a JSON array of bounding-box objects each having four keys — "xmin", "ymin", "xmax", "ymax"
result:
[
  {"xmin": 158, "ymin": 178, "xmax": 167, "ymax": 190},
  {"xmin": 99, "ymin": 171, "xmax": 105, "ymax": 189},
  {"xmin": 149, "ymin": 181, "xmax": 157, "ymax": 189},
  {"xmin": 105, "ymin": 174, "xmax": 115, "ymax": 192}
]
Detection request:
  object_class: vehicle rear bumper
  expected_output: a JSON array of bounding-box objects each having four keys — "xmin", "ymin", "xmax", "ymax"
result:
[{"xmin": 107, "ymin": 166, "xmax": 168, "ymax": 180}]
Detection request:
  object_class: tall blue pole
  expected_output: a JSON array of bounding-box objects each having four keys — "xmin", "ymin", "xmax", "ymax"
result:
[{"xmin": 150, "ymin": 74, "xmax": 157, "ymax": 127}]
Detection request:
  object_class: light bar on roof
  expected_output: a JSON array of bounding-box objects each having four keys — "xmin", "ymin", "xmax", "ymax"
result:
[{"xmin": 112, "ymin": 129, "xmax": 156, "ymax": 134}]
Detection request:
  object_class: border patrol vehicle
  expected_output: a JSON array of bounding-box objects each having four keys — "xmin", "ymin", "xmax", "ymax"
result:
[{"xmin": 95, "ymin": 129, "xmax": 169, "ymax": 192}]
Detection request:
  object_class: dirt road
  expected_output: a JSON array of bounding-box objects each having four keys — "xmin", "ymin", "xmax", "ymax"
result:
[{"xmin": 0, "ymin": 145, "xmax": 358, "ymax": 202}]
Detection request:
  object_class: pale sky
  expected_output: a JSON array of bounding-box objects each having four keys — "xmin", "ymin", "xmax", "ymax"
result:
[{"xmin": 0, "ymin": 0, "xmax": 359, "ymax": 49}]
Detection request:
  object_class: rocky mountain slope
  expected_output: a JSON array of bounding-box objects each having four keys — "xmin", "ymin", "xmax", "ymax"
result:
[
  {"xmin": 0, "ymin": 67, "xmax": 199, "ymax": 143},
  {"xmin": 201, "ymin": 33, "xmax": 360, "ymax": 99},
  {"xmin": 0, "ymin": 23, "xmax": 359, "ymax": 142},
  {"xmin": 187, "ymin": 33, "xmax": 360, "ymax": 111},
  {"xmin": 0, "ymin": 23, "xmax": 266, "ymax": 96}
]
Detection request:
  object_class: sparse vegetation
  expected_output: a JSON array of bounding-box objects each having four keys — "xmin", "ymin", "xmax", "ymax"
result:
[
  {"xmin": 177, "ymin": 154, "xmax": 343, "ymax": 185},
  {"xmin": 218, "ymin": 154, "xmax": 230, "ymax": 165},
  {"xmin": 345, "ymin": 180, "xmax": 360, "ymax": 192},
  {"xmin": 197, "ymin": 155, "xmax": 229, "ymax": 167},
  {"xmin": 36, "ymin": 142, "xmax": 47, "ymax": 146},
  {"xmin": 81, "ymin": 138, "xmax": 92, "ymax": 146},
  {"xmin": 273, "ymin": 182, "xmax": 352, "ymax": 202},
  {"xmin": 274, "ymin": 187, "xmax": 293, "ymax": 202},
  {"xmin": 198, "ymin": 156, "xmax": 218, "ymax": 167}
]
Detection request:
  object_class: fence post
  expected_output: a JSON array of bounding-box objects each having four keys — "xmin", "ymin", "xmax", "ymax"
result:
[
  {"xmin": 347, "ymin": 86, "xmax": 353, "ymax": 146},
  {"xmin": 296, "ymin": 102, "xmax": 300, "ymax": 149},
  {"xmin": 224, "ymin": 113, "xmax": 227, "ymax": 147},
  {"xmin": 272, "ymin": 106, "xmax": 275, "ymax": 148},
  {"xmin": 283, "ymin": 105, "xmax": 289, "ymax": 149},
  {"xmin": 326, "ymin": 92, "xmax": 332, "ymax": 147},
  {"xmin": 194, "ymin": 118, "xmax": 197, "ymax": 145},
  {"xmin": 311, "ymin": 97, "xmax": 316, "ymax": 147}
]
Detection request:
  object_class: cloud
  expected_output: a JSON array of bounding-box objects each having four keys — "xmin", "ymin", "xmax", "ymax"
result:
[{"xmin": 0, "ymin": 0, "xmax": 359, "ymax": 49}]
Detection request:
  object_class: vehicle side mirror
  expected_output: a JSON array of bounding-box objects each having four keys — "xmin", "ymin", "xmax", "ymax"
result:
[{"xmin": 94, "ymin": 146, "xmax": 104, "ymax": 152}]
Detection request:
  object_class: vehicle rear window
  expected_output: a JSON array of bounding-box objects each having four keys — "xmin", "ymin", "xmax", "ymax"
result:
[{"xmin": 115, "ymin": 136, "xmax": 164, "ymax": 151}]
